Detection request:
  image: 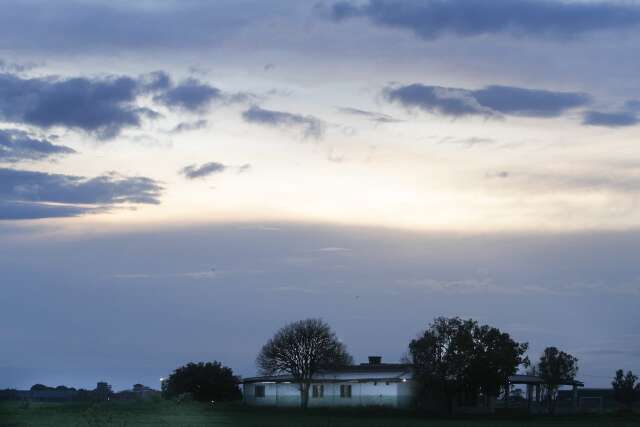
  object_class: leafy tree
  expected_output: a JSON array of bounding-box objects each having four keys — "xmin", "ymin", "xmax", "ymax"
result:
[
  {"xmin": 163, "ymin": 361, "xmax": 241, "ymax": 402},
  {"xmin": 468, "ymin": 323, "xmax": 529, "ymax": 404},
  {"xmin": 408, "ymin": 317, "xmax": 474, "ymax": 414},
  {"xmin": 408, "ymin": 317, "xmax": 528, "ymax": 414},
  {"xmin": 257, "ymin": 318, "xmax": 353, "ymax": 408},
  {"xmin": 536, "ymin": 347, "xmax": 578, "ymax": 414},
  {"xmin": 612, "ymin": 369, "xmax": 639, "ymax": 411},
  {"xmin": 30, "ymin": 384, "xmax": 52, "ymax": 391}
]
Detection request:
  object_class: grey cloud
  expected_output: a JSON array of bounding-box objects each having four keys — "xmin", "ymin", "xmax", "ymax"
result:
[
  {"xmin": 330, "ymin": 0, "xmax": 640, "ymax": 40},
  {"xmin": 473, "ymin": 85, "xmax": 590, "ymax": 117},
  {"xmin": 0, "ymin": 129, "xmax": 76, "ymax": 162},
  {"xmin": 338, "ymin": 107, "xmax": 401, "ymax": 123},
  {"xmin": 180, "ymin": 162, "xmax": 252, "ymax": 178},
  {"xmin": 169, "ymin": 119, "xmax": 209, "ymax": 134},
  {"xmin": 180, "ymin": 162, "xmax": 227, "ymax": 179},
  {"xmin": 242, "ymin": 105, "xmax": 326, "ymax": 139},
  {"xmin": 384, "ymin": 83, "xmax": 590, "ymax": 118},
  {"xmin": 154, "ymin": 78, "xmax": 222, "ymax": 112},
  {"xmin": 0, "ymin": 168, "xmax": 163, "ymax": 219},
  {"xmin": 0, "ymin": 73, "xmax": 153, "ymax": 139},
  {"xmin": 583, "ymin": 111, "xmax": 639, "ymax": 127},
  {"xmin": 0, "ymin": 70, "xmax": 235, "ymax": 138}
]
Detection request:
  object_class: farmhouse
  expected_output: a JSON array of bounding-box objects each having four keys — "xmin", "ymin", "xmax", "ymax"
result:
[
  {"xmin": 243, "ymin": 356, "xmax": 414, "ymax": 408},
  {"xmin": 243, "ymin": 356, "xmax": 585, "ymax": 411}
]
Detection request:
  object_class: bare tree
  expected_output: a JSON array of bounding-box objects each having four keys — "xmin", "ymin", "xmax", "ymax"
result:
[{"xmin": 256, "ymin": 318, "xmax": 353, "ymax": 408}]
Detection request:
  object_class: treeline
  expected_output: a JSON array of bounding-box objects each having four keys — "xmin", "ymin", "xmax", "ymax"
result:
[{"xmin": 1, "ymin": 382, "xmax": 114, "ymax": 402}]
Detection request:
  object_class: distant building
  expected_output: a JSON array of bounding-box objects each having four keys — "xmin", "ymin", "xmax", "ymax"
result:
[{"xmin": 113, "ymin": 384, "xmax": 161, "ymax": 401}]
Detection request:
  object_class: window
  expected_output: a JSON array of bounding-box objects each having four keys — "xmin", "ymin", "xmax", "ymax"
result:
[
  {"xmin": 340, "ymin": 384, "xmax": 352, "ymax": 398},
  {"xmin": 312, "ymin": 384, "xmax": 324, "ymax": 398},
  {"xmin": 255, "ymin": 385, "xmax": 265, "ymax": 398}
]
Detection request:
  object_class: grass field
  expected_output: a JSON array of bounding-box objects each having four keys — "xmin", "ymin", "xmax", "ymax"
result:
[{"xmin": 1, "ymin": 401, "xmax": 639, "ymax": 427}]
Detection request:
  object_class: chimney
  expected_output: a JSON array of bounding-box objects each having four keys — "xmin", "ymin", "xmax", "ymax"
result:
[{"xmin": 368, "ymin": 356, "xmax": 382, "ymax": 365}]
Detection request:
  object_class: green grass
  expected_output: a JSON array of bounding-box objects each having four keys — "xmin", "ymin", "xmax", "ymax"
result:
[{"xmin": 1, "ymin": 401, "xmax": 638, "ymax": 427}]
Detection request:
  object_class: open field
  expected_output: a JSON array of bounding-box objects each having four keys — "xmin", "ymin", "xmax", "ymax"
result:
[{"xmin": 1, "ymin": 401, "xmax": 639, "ymax": 427}]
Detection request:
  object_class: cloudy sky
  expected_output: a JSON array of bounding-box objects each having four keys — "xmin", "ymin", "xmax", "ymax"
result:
[{"xmin": 1, "ymin": 0, "xmax": 639, "ymax": 391}]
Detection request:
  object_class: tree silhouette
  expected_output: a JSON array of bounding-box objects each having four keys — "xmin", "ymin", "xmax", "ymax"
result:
[
  {"xmin": 537, "ymin": 347, "xmax": 578, "ymax": 414},
  {"xmin": 163, "ymin": 361, "xmax": 241, "ymax": 402},
  {"xmin": 612, "ymin": 369, "xmax": 639, "ymax": 411},
  {"xmin": 408, "ymin": 317, "xmax": 528, "ymax": 414}
]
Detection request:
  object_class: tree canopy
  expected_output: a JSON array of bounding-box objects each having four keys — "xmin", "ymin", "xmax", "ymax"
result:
[
  {"xmin": 408, "ymin": 317, "xmax": 528, "ymax": 414},
  {"xmin": 536, "ymin": 346, "xmax": 578, "ymax": 413},
  {"xmin": 612, "ymin": 369, "xmax": 639, "ymax": 411},
  {"xmin": 257, "ymin": 318, "xmax": 353, "ymax": 408},
  {"xmin": 163, "ymin": 361, "xmax": 241, "ymax": 402}
]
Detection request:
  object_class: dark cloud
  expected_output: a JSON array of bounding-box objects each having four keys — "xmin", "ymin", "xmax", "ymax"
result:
[
  {"xmin": 473, "ymin": 85, "xmax": 590, "ymax": 117},
  {"xmin": 242, "ymin": 105, "xmax": 325, "ymax": 138},
  {"xmin": 384, "ymin": 83, "xmax": 590, "ymax": 118},
  {"xmin": 0, "ymin": 70, "xmax": 235, "ymax": 138},
  {"xmin": 154, "ymin": 78, "xmax": 222, "ymax": 112},
  {"xmin": 169, "ymin": 119, "xmax": 209, "ymax": 134},
  {"xmin": 0, "ymin": 168, "xmax": 162, "ymax": 220},
  {"xmin": 582, "ymin": 111, "xmax": 639, "ymax": 128},
  {"xmin": 180, "ymin": 162, "xmax": 227, "ymax": 179},
  {"xmin": 0, "ymin": 129, "xmax": 76, "ymax": 162},
  {"xmin": 0, "ymin": 73, "xmax": 155, "ymax": 139},
  {"xmin": 330, "ymin": 0, "xmax": 640, "ymax": 40},
  {"xmin": 338, "ymin": 107, "xmax": 401, "ymax": 123},
  {"xmin": 384, "ymin": 84, "xmax": 486, "ymax": 116}
]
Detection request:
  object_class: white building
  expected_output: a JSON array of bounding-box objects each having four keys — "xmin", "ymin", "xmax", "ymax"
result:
[
  {"xmin": 242, "ymin": 357, "xmax": 585, "ymax": 411},
  {"xmin": 242, "ymin": 356, "xmax": 415, "ymax": 408}
]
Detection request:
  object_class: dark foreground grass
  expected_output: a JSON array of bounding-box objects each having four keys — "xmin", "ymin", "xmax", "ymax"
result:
[{"xmin": 1, "ymin": 401, "xmax": 638, "ymax": 427}]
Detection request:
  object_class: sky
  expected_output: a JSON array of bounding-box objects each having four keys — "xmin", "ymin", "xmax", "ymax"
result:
[{"xmin": 0, "ymin": 0, "xmax": 639, "ymax": 391}]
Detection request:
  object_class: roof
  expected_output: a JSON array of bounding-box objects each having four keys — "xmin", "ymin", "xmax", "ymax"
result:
[
  {"xmin": 243, "ymin": 367, "xmax": 583, "ymax": 387},
  {"xmin": 243, "ymin": 363, "xmax": 412, "ymax": 384},
  {"xmin": 508, "ymin": 374, "xmax": 584, "ymax": 387}
]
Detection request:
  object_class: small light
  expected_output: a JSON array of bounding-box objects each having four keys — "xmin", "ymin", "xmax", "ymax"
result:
[{"xmin": 402, "ymin": 378, "xmax": 407, "ymax": 383}]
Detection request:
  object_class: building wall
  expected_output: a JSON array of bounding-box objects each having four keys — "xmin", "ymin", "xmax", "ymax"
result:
[{"xmin": 244, "ymin": 381, "xmax": 414, "ymax": 408}]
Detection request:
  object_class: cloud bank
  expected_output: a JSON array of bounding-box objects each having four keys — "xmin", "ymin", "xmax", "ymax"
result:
[
  {"xmin": 330, "ymin": 0, "xmax": 640, "ymax": 40},
  {"xmin": 0, "ymin": 168, "xmax": 162, "ymax": 219}
]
